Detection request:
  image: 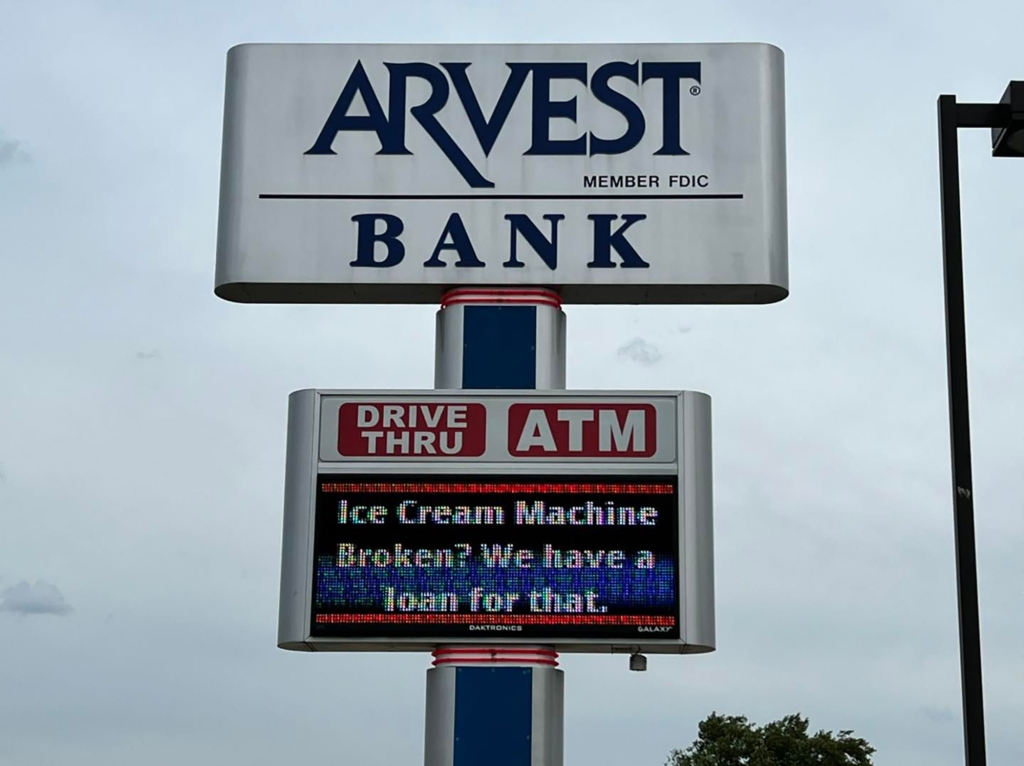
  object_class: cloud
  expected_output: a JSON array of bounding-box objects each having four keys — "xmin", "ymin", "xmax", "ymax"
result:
[
  {"xmin": 920, "ymin": 706, "xmax": 957, "ymax": 724},
  {"xmin": 134, "ymin": 349, "xmax": 161, "ymax": 361},
  {"xmin": 616, "ymin": 337, "xmax": 663, "ymax": 366},
  {"xmin": 0, "ymin": 138, "xmax": 30, "ymax": 167},
  {"xmin": 0, "ymin": 581, "xmax": 73, "ymax": 616}
]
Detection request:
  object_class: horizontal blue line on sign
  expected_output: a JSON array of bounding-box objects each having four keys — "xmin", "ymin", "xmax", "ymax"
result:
[{"xmin": 258, "ymin": 193, "xmax": 744, "ymax": 200}]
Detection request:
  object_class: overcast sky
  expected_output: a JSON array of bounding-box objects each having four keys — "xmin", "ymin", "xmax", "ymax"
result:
[{"xmin": 2, "ymin": 2, "xmax": 1023, "ymax": 765}]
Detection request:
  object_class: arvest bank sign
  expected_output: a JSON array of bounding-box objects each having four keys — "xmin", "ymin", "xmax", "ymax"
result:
[{"xmin": 215, "ymin": 43, "xmax": 787, "ymax": 305}]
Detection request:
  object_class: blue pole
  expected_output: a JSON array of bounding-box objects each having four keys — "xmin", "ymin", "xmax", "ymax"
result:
[{"xmin": 424, "ymin": 287, "xmax": 566, "ymax": 766}]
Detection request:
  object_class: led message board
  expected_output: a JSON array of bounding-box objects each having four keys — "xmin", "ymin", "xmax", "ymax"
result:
[
  {"xmin": 278, "ymin": 389, "xmax": 714, "ymax": 653},
  {"xmin": 311, "ymin": 476, "xmax": 679, "ymax": 640}
]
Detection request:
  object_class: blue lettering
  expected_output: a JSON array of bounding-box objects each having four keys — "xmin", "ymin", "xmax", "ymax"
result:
[
  {"xmin": 444, "ymin": 63, "xmax": 529, "ymax": 155},
  {"xmin": 523, "ymin": 63, "xmax": 588, "ymax": 156},
  {"xmin": 306, "ymin": 61, "xmax": 403, "ymax": 155},
  {"xmin": 423, "ymin": 213, "xmax": 485, "ymax": 267},
  {"xmin": 587, "ymin": 214, "xmax": 649, "ymax": 268},
  {"xmin": 589, "ymin": 61, "xmax": 645, "ymax": 156},
  {"xmin": 351, "ymin": 214, "xmax": 405, "ymax": 267},
  {"xmin": 503, "ymin": 214, "xmax": 564, "ymax": 270},
  {"xmin": 309, "ymin": 60, "xmax": 702, "ymax": 187},
  {"xmin": 641, "ymin": 62, "xmax": 701, "ymax": 156},
  {"xmin": 386, "ymin": 63, "xmax": 492, "ymax": 188}
]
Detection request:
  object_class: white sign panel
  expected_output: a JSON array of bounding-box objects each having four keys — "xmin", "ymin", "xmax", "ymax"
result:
[{"xmin": 216, "ymin": 43, "xmax": 787, "ymax": 305}]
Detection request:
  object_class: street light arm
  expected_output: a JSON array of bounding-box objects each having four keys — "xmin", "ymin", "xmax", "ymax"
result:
[{"xmin": 951, "ymin": 102, "xmax": 1013, "ymax": 129}]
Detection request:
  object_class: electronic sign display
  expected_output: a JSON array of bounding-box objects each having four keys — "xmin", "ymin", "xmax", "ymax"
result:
[
  {"xmin": 311, "ymin": 475, "xmax": 679, "ymax": 640},
  {"xmin": 278, "ymin": 389, "xmax": 715, "ymax": 653}
]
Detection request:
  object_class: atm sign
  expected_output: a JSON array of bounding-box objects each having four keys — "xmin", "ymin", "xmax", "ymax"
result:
[{"xmin": 508, "ymin": 404, "xmax": 656, "ymax": 458}]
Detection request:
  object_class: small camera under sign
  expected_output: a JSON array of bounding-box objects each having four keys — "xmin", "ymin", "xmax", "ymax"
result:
[{"xmin": 629, "ymin": 653, "xmax": 648, "ymax": 672}]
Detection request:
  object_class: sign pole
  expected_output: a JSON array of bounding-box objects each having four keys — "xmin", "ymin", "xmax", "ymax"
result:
[{"xmin": 424, "ymin": 287, "xmax": 567, "ymax": 766}]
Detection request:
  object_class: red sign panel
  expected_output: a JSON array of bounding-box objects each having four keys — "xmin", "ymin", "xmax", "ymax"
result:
[
  {"xmin": 507, "ymin": 404, "xmax": 657, "ymax": 457},
  {"xmin": 338, "ymin": 402, "xmax": 487, "ymax": 457}
]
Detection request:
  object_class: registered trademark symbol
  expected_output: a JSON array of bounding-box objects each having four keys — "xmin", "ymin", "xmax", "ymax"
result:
[{"xmin": 690, "ymin": 85, "xmax": 701, "ymax": 96}]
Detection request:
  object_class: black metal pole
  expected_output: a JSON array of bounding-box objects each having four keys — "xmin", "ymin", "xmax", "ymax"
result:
[{"xmin": 937, "ymin": 94, "xmax": 987, "ymax": 766}]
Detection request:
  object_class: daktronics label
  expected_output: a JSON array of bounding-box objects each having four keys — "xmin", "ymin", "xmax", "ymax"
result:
[
  {"xmin": 337, "ymin": 402, "xmax": 486, "ymax": 457},
  {"xmin": 508, "ymin": 404, "xmax": 656, "ymax": 458}
]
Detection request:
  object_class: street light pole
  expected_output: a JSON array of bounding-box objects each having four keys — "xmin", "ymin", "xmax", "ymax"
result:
[
  {"xmin": 936, "ymin": 82, "xmax": 1023, "ymax": 766},
  {"xmin": 937, "ymin": 92, "xmax": 986, "ymax": 766}
]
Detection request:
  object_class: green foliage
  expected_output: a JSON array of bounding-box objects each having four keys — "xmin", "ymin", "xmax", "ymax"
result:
[{"xmin": 666, "ymin": 713, "xmax": 875, "ymax": 766}]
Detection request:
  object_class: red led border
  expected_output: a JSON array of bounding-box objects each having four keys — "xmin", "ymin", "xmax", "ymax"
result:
[
  {"xmin": 320, "ymin": 482, "xmax": 674, "ymax": 494},
  {"xmin": 315, "ymin": 614, "xmax": 675, "ymax": 626}
]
